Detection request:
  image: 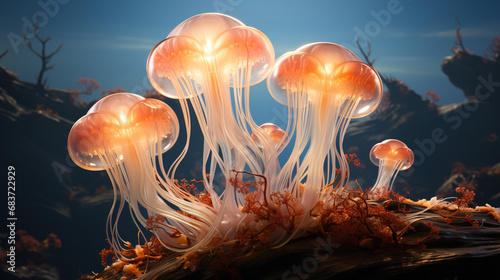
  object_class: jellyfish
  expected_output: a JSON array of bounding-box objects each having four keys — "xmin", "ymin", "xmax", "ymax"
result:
[
  {"xmin": 369, "ymin": 139, "xmax": 414, "ymax": 198},
  {"xmin": 251, "ymin": 123, "xmax": 288, "ymax": 150},
  {"xmin": 147, "ymin": 13, "xmax": 276, "ymax": 239},
  {"xmin": 267, "ymin": 43, "xmax": 383, "ymax": 212},
  {"xmin": 68, "ymin": 93, "xmax": 216, "ymax": 256}
]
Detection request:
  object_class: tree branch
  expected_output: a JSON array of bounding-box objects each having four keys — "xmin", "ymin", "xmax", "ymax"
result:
[
  {"xmin": 454, "ymin": 15, "xmax": 466, "ymax": 51},
  {"xmin": 0, "ymin": 50, "xmax": 7, "ymax": 60},
  {"xmin": 22, "ymin": 17, "xmax": 63, "ymax": 89},
  {"xmin": 356, "ymin": 37, "xmax": 377, "ymax": 66}
]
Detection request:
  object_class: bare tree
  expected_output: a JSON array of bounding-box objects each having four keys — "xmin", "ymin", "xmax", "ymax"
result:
[
  {"xmin": 453, "ymin": 15, "xmax": 466, "ymax": 52},
  {"xmin": 0, "ymin": 50, "xmax": 7, "ymax": 60},
  {"xmin": 23, "ymin": 19, "xmax": 63, "ymax": 89},
  {"xmin": 355, "ymin": 37, "xmax": 377, "ymax": 67},
  {"xmin": 355, "ymin": 37, "xmax": 388, "ymax": 86}
]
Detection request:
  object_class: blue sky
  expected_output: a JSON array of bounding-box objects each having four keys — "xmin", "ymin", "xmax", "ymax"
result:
[{"xmin": 1, "ymin": 0, "xmax": 499, "ymax": 125}]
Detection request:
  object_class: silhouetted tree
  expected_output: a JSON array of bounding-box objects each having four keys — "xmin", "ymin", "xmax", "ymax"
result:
[
  {"xmin": 487, "ymin": 37, "xmax": 500, "ymax": 62},
  {"xmin": 0, "ymin": 50, "xmax": 7, "ymax": 60},
  {"xmin": 23, "ymin": 19, "xmax": 63, "ymax": 89}
]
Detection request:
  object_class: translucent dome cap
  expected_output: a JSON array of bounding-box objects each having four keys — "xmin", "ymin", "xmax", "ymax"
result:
[
  {"xmin": 128, "ymin": 99, "xmax": 180, "ymax": 155},
  {"xmin": 267, "ymin": 42, "xmax": 382, "ymax": 118},
  {"xmin": 369, "ymin": 139, "xmax": 414, "ymax": 170},
  {"xmin": 214, "ymin": 26, "xmax": 274, "ymax": 86},
  {"xmin": 332, "ymin": 61, "xmax": 383, "ymax": 118},
  {"xmin": 251, "ymin": 123, "xmax": 288, "ymax": 149},
  {"xmin": 88, "ymin": 92, "xmax": 145, "ymax": 124},
  {"xmin": 296, "ymin": 42, "xmax": 361, "ymax": 76},
  {"xmin": 67, "ymin": 112, "xmax": 124, "ymax": 171},
  {"xmin": 167, "ymin": 13, "xmax": 245, "ymax": 51},
  {"xmin": 148, "ymin": 13, "xmax": 274, "ymax": 99},
  {"xmin": 267, "ymin": 51, "xmax": 324, "ymax": 106}
]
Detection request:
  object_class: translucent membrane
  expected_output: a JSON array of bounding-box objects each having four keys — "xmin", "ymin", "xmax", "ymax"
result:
[
  {"xmin": 331, "ymin": 61, "xmax": 383, "ymax": 118},
  {"xmin": 214, "ymin": 26, "xmax": 275, "ymax": 86},
  {"xmin": 264, "ymin": 42, "xmax": 384, "ymax": 245},
  {"xmin": 146, "ymin": 13, "xmax": 277, "ymax": 250},
  {"xmin": 128, "ymin": 99, "xmax": 179, "ymax": 154},
  {"xmin": 370, "ymin": 139, "xmax": 414, "ymax": 170},
  {"xmin": 168, "ymin": 13, "xmax": 244, "ymax": 50},
  {"xmin": 251, "ymin": 123, "xmax": 288, "ymax": 149},
  {"xmin": 87, "ymin": 92, "xmax": 145, "ymax": 124},
  {"xmin": 369, "ymin": 139, "xmax": 414, "ymax": 195},
  {"xmin": 68, "ymin": 112, "xmax": 123, "ymax": 171},
  {"xmin": 267, "ymin": 51, "xmax": 324, "ymax": 106}
]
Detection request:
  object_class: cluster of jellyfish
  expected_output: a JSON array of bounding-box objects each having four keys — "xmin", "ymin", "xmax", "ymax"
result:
[{"xmin": 68, "ymin": 13, "xmax": 415, "ymax": 264}]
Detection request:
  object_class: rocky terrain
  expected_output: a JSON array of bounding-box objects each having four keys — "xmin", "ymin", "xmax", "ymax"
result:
[{"xmin": 1, "ymin": 42, "xmax": 499, "ymax": 279}]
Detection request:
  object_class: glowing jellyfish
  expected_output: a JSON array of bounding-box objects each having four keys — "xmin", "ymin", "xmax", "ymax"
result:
[
  {"xmin": 251, "ymin": 123, "xmax": 288, "ymax": 149},
  {"xmin": 68, "ymin": 93, "xmax": 216, "ymax": 255},
  {"xmin": 267, "ymin": 42, "xmax": 383, "ymax": 210},
  {"xmin": 369, "ymin": 139, "xmax": 414, "ymax": 197},
  {"xmin": 147, "ymin": 13, "xmax": 276, "ymax": 238}
]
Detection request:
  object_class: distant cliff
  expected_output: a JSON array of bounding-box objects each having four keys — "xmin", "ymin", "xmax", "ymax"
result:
[{"xmin": 345, "ymin": 50, "xmax": 500, "ymax": 205}]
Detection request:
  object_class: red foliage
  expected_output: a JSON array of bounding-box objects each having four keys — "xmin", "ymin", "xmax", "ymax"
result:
[
  {"xmin": 483, "ymin": 133, "xmax": 499, "ymax": 143},
  {"xmin": 99, "ymin": 245, "xmax": 115, "ymax": 267},
  {"xmin": 345, "ymin": 153, "xmax": 361, "ymax": 167},
  {"xmin": 424, "ymin": 90, "xmax": 441, "ymax": 103},
  {"xmin": 35, "ymin": 104, "xmax": 59, "ymax": 117},
  {"xmin": 438, "ymin": 187, "xmax": 480, "ymax": 230},
  {"xmin": 77, "ymin": 78, "xmax": 100, "ymax": 95},
  {"xmin": 319, "ymin": 190, "xmax": 413, "ymax": 247},
  {"xmin": 10, "ymin": 230, "xmax": 62, "ymax": 268},
  {"xmin": 453, "ymin": 186, "xmax": 476, "ymax": 209}
]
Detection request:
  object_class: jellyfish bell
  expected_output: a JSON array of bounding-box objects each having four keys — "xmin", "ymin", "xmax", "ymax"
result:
[
  {"xmin": 331, "ymin": 61, "xmax": 383, "ymax": 118},
  {"xmin": 214, "ymin": 26, "xmax": 274, "ymax": 86},
  {"xmin": 148, "ymin": 13, "xmax": 273, "ymax": 100},
  {"xmin": 167, "ymin": 13, "xmax": 245, "ymax": 54},
  {"xmin": 88, "ymin": 92, "xmax": 145, "ymax": 124},
  {"xmin": 147, "ymin": 36, "xmax": 206, "ymax": 99},
  {"xmin": 67, "ymin": 112, "xmax": 124, "ymax": 171},
  {"xmin": 128, "ymin": 98, "xmax": 180, "ymax": 155},
  {"xmin": 370, "ymin": 139, "xmax": 414, "ymax": 170},
  {"xmin": 251, "ymin": 123, "xmax": 288, "ymax": 149},
  {"xmin": 296, "ymin": 42, "xmax": 361, "ymax": 76},
  {"xmin": 267, "ymin": 51, "xmax": 325, "ymax": 106}
]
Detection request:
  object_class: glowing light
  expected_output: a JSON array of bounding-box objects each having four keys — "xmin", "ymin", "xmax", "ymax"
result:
[
  {"xmin": 369, "ymin": 139, "xmax": 414, "ymax": 197},
  {"xmin": 68, "ymin": 13, "xmax": 394, "ymax": 273}
]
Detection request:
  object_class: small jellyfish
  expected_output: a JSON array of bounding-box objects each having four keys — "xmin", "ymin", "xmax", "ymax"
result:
[
  {"xmin": 369, "ymin": 139, "xmax": 414, "ymax": 197},
  {"xmin": 251, "ymin": 123, "xmax": 288, "ymax": 149}
]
